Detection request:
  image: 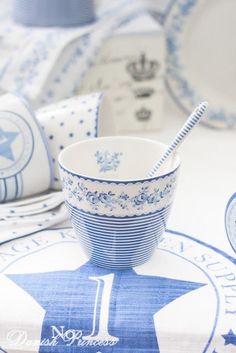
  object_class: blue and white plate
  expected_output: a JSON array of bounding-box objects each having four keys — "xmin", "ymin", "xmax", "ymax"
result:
[
  {"xmin": 165, "ymin": 0, "xmax": 236, "ymax": 129},
  {"xmin": 225, "ymin": 193, "xmax": 236, "ymax": 253}
]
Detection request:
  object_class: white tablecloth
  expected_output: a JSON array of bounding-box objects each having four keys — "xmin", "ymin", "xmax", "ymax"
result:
[{"xmin": 143, "ymin": 92, "xmax": 236, "ymax": 258}]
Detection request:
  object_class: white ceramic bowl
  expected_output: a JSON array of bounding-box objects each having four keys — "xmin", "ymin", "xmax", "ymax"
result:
[{"xmin": 59, "ymin": 136, "xmax": 180, "ymax": 269}]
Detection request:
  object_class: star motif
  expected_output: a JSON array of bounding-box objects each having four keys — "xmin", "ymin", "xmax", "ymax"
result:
[
  {"xmin": 8, "ymin": 261, "xmax": 205, "ymax": 353},
  {"xmin": 0, "ymin": 127, "xmax": 19, "ymax": 161},
  {"xmin": 222, "ymin": 329, "xmax": 236, "ymax": 346}
]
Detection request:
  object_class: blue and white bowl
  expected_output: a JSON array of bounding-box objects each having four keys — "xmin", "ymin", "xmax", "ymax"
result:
[{"xmin": 59, "ymin": 136, "xmax": 180, "ymax": 269}]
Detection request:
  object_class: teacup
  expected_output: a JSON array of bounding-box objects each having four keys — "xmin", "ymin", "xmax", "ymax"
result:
[
  {"xmin": 59, "ymin": 136, "xmax": 180, "ymax": 269},
  {"xmin": 37, "ymin": 92, "xmax": 113, "ymax": 190}
]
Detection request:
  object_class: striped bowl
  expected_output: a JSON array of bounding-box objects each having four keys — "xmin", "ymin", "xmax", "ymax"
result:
[{"xmin": 59, "ymin": 136, "xmax": 180, "ymax": 269}]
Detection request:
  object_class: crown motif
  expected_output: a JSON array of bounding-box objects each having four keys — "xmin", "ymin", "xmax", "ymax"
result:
[
  {"xmin": 134, "ymin": 87, "xmax": 154, "ymax": 98},
  {"xmin": 136, "ymin": 107, "xmax": 151, "ymax": 121},
  {"xmin": 127, "ymin": 53, "xmax": 159, "ymax": 81}
]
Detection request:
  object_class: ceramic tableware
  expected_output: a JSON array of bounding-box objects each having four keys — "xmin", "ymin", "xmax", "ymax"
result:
[
  {"xmin": 37, "ymin": 92, "xmax": 113, "ymax": 190},
  {"xmin": 59, "ymin": 136, "xmax": 180, "ymax": 269},
  {"xmin": 165, "ymin": 0, "xmax": 236, "ymax": 128},
  {"xmin": 0, "ymin": 94, "xmax": 52, "ymax": 202},
  {"xmin": 0, "ymin": 191, "xmax": 59, "ymax": 208},
  {"xmin": 0, "ymin": 203, "xmax": 69, "ymax": 244},
  {"xmin": 2, "ymin": 0, "xmax": 145, "ymax": 108},
  {"xmin": 225, "ymin": 193, "xmax": 236, "ymax": 253},
  {"xmin": 0, "ymin": 192, "xmax": 64, "ymax": 218}
]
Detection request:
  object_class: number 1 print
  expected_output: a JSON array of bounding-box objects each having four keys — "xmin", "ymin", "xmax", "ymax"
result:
[{"xmin": 83, "ymin": 274, "xmax": 119, "ymax": 343}]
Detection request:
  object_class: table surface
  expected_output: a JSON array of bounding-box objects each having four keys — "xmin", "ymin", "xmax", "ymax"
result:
[
  {"xmin": 0, "ymin": 91, "xmax": 236, "ymax": 353},
  {"xmin": 137, "ymin": 92, "xmax": 236, "ymax": 258}
]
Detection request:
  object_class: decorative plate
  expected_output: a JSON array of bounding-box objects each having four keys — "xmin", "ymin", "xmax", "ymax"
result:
[
  {"xmin": 225, "ymin": 193, "xmax": 236, "ymax": 253},
  {"xmin": 165, "ymin": 0, "xmax": 236, "ymax": 129}
]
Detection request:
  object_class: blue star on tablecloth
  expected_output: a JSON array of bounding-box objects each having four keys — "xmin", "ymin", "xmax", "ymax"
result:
[
  {"xmin": 0, "ymin": 127, "xmax": 19, "ymax": 161},
  {"xmin": 8, "ymin": 261, "xmax": 205, "ymax": 353},
  {"xmin": 222, "ymin": 329, "xmax": 236, "ymax": 346}
]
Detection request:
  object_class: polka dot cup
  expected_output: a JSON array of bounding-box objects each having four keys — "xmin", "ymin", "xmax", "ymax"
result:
[{"xmin": 37, "ymin": 92, "xmax": 113, "ymax": 189}]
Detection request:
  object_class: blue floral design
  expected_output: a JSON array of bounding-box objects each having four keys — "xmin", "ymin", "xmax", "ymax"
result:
[
  {"xmin": 166, "ymin": 0, "xmax": 236, "ymax": 128},
  {"xmin": 13, "ymin": 33, "xmax": 57, "ymax": 93},
  {"xmin": 61, "ymin": 173, "xmax": 177, "ymax": 212},
  {"xmin": 95, "ymin": 150, "xmax": 123, "ymax": 173}
]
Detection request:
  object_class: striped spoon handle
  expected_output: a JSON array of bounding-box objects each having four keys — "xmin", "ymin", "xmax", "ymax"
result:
[{"xmin": 147, "ymin": 101, "xmax": 208, "ymax": 178}]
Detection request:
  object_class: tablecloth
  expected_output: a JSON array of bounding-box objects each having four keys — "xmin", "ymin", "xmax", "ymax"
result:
[
  {"xmin": 0, "ymin": 94, "xmax": 236, "ymax": 353},
  {"xmin": 0, "ymin": 0, "xmax": 236, "ymax": 350},
  {"xmin": 0, "ymin": 226, "xmax": 235, "ymax": 353}
]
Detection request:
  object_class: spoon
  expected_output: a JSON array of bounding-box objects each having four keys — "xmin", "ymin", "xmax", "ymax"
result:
[{"xmin": 147, "ymin": 101, "xmax": 208, "ymax": 178}]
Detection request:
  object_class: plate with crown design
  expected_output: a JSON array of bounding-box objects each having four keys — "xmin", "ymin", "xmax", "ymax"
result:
[{"xmin": 165, "ymin": 0, "xmax": 236, "ymax": 129}]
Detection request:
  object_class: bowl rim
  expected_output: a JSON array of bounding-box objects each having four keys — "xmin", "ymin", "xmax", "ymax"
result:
[{"xmin": 58, "ymin": 136, "xmax": 180, "ymax": 184}]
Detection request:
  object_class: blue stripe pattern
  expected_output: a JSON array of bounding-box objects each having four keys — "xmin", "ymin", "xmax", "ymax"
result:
[
  {"xmin": 13, "ymin": 0, "xmax": 95, "ymax": 27},
  {"xmin": 66, "ymin": 202, "xmax": 170, "ymax": 268},
  {"xmin": 148, "ymin": 101, "xmax": 208, "ymax": 178},
  {"xmin": 0, "ymin": 179, "xmax": 6, "ymax": 202}
]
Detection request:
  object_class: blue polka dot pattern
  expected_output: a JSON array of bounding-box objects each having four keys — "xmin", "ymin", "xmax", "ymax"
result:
[{"xmin": 36, "ymin": 92, "xmax": 106, "ymax": 190}]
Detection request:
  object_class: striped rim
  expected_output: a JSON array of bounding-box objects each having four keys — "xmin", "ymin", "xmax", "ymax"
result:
[{"xmin": 59, "ymin": 136, "xmax": 180, "ymax": 184}]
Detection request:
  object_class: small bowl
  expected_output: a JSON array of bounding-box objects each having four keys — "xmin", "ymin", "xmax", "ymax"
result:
[{"xmin": 59, "ymin": 136, "xmax": 180, "ymax": 269}]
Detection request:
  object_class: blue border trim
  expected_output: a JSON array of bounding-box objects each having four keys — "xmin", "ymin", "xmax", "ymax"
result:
[
  {"xmin": 17, "ymin": 172, "xmax": 23, "ymax": 198},
  {"xmin": 166, "ymin": 229, "xmax": 236, "ymax": 264},
  {"xmin": 66, "ymin": 201, "xmax": 170, "ymax": 219},
  {"xmin": 2, "ymin": 179, "xmax": 7, "ymax": 202},
  {"xmin": 224, "ymin": 192, "xmax": 236, "ymax": 253},
  {"xmin": 165, "ymin": 79, "xmax": 220, "ymax": 130},
  {"xmin": 1, "ymin": 227, "xmax": 235, "ymax": 263},
  {"xmin": 59, "ymin": 161, "xmax": 179, "ymax": 184},
  {"xmin": 95, "ymin": 92, "xmax": 103, "ymax": 138},
  {"xmin": 16, "ymin": 94, "xmax": 54, "ymax": 188},
  {"xmin": 161, "ymin": 0, "xmax": 178, "ymax": 24},
  {"xmin": 14, "ymin": 175, "xmax": 18, "ymax": 199},
  {"xmin": 0, "ymin": 226, "xmax": 231, "ymax": 352},
  {"xmin": 159, "ymin": 245, "xmax": 219, "ymax": 353},
  {"xmin": 0, "ymin": 238, "xmax": 77, "ymax": 273},
  {"xmin": 0, "ymin": 111, "xmax": 34, "ymax": 178}
]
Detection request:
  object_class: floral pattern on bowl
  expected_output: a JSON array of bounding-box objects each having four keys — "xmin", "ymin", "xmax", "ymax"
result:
[
  {"xmin": 60, "ymin": 167, "xmax": 178, "ymax": 216},
  {"xmin": 95, "ymin": 150, "xmax": 122, "ymax": 173}
]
